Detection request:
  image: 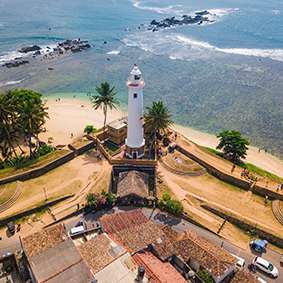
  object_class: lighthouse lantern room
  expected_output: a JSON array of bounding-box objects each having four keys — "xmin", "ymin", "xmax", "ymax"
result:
[{"xmin": 125, "ymin": 65, "xmax": 145, "ymax": 159}]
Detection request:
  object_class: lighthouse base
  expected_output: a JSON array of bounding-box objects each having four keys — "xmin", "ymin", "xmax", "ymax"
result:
[{"xmin": 125, "ymin": 144, "xmax": 145, "ymax": 159}]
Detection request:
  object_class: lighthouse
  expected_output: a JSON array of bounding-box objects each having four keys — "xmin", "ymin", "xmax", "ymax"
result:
[{"xmin": 125, "ymin": 65, "xmax": 145, "ymax": 159}]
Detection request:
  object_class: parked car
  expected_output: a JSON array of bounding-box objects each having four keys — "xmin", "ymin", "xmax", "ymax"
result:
[
  {"xmin": 7, "ymin": 221, "xmax": 15, "ymax": 234},
  {"xmin": 230, "ymin": 254, "xmax": 245, "ymax": 270},
  {"xmin": 280, "ymin": 255, "xmax": 283, "ymax": 264},
  {"xmin": 250, "ymin": 239, "xmax": 268, "ymax": 253},
  {"xmin": 253, "ymin": 256, "xmax": 279, "ymax": 278}
]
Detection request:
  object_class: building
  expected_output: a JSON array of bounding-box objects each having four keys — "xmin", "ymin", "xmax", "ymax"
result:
[
  {"xmin": 100, "ymin": 209, "xmax": 175, "ymax": 261},
  {"xmin": 107, "ymin": 118, "xmax": 127, "ymax": 145},
  {"xmin": 167, "ymin": 229, "xmax": 238, "ymax": 283},
  {"xmin": 78, "ymin": 233, "xmax": 144, "ymax": 282},
  {"xmin": 133, "ymin": 251, "xmax": 187, "ymax": 283},
  {"xmin": 125, "ymin": 65, "xmax": 145, "ymax": 159},
  {"xmin": 117, "ymin": 170, "xmax": 149, "ymax": 205},
  {"xmin": 20, "ymin": 224, "xmax": 94, "ymax": 283}
]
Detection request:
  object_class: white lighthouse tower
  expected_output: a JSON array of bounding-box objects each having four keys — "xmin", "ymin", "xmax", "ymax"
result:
[{"xmin": 125, "ymin": 65, "xmax": 145, "ymax": 159}]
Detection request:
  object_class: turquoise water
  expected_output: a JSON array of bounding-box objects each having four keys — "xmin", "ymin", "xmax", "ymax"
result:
[{"xmin": 1, "ymin": 0, "xmax": 283, "ymax": 157}]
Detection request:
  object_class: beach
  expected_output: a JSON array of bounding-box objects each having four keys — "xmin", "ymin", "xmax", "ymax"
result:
[{"xmin": 39, "ymin": 99, "xmax": 283, "ymax": 179}]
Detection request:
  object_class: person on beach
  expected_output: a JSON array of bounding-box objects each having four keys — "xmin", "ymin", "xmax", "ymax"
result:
[
  {"xmin": 231, "ymin": 164, "xmax": 235, "ymax": 173},
  {"xmin": 175, "ymin": 132, "xmax": 177, "ymax": 140},
  {"xmin": 70, "ymin": 133, "xmax": 73, "ymax": 138},
  {"xmin": 266, "ymin": 181, "xmax": 268, "ymax": 188},
  {"xmin": 277, "ymin": 185, "xmax": 280, "ymax": 192}
]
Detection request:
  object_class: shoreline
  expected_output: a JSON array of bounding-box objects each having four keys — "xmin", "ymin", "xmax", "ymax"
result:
[{"xmin": 39, "ymin": 98, "xmax": 283, "ymax": 179}]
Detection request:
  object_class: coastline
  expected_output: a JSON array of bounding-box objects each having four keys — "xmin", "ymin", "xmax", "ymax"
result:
[{"xmin": 39, "ymin": 98, "xmax": 283, "ymax": 179}]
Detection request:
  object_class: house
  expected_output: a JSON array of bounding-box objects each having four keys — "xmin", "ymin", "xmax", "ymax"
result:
[
  {"xmin": 107, "ymin": 118, "xmax": 127, "ymax": 145},
  {"xmin": 78, "ymin": 233, "xmax": 144, "ymax": 282},
  {"xmin": 100, "ymin": 209, "xmax": 175, "ymax": 261},
  {"xmin": 133, "ymin": 251, "xmax": 187, "ymax": 283},
  {"xmin": 221, "ymin": 268, "xmax": 262, "ymax": 283},
  {"xmin": 172, "ymin": 230, "xmax": 238, "ymax": 283},
  {"xmin": 117, "ymin": 170, "xmax": 149, "ymax": 205},
  {"xmin": 20, "ymin": 224, "xmax": 94, "ymax": 283}
]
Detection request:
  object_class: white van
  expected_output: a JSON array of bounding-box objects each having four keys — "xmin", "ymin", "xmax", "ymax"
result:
[
  {"xmin": 231, "ymin": 254, "xmax": 245, "ymax": 270},
  {"xmin": 68, "ymin": 226, "xmax": 84, "ymax": 236}
]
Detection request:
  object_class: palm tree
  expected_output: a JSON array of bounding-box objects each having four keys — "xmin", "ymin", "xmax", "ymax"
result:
[
  {"xmin": 143, "ymin": 100, "xmax": 174, "ymax": 158},
  {"xmin": 92, "ymin": 82, "xmax": 120, "ymax": 144},
  {"xmin": 18, "ymin": 99, "xmax": 49, "ymax": 158},
  {"xmin": 0, "ymin": 90, "xmax": 19, "ymax": 157}
]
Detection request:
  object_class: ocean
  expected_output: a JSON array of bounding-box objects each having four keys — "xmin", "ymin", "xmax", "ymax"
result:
[{"xmin": 1, "ymin": 0, "xmax": 283, "ymax": 157}]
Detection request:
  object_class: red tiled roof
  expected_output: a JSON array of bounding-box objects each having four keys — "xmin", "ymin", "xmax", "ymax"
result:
[
  {"xmin": 221, "ymin": 269, "xmax": 262, "ymax": 283},
  {"xmin": 100, "ymin": 209, "xmax": 175, "ymax": 259},
  {"xmin": 174, "ymin": 230, "xmax": 238, "ymax": 278},
  {"xmin": 133, "ymin": 251, "xmax": 187, "ymax": 283},
  {"xmin": 22, "ymin": 224, "xmax": 67, "ymax": 258}
]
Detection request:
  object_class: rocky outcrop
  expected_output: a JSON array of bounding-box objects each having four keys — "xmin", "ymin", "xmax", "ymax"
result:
[
  {"xmin": 2, "ymin": 38, "xmax": 91, "ymax": 68},
  {"xmin": 18, "ymin": 45, "xmax": 41, "ymax": 53},
  {"xmin": 148, "ymin": 10, "xmax": 212, "ymax": 31},
  {"xmin": 2, "ymin": 60, "xmax": 29, "ymax": 68}
]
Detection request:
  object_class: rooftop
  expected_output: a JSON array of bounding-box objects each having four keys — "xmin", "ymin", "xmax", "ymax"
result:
[
  {"xmin": 100, "ymin": 209, "xmax": 175, "ymax": 258},
  {"xmin": 117, "ymin": 170, "xmax": 149, "ymax": 198},
  {"xmin": 133, "ymin": 251, "xmax": 187, "ymax": 283},
  {"xmin": 22, "ymin": 224, "xmax": 68, "ymax": 258},
  {"xmin": 175, "ymin": 230, "xmax": 238, "ymax": 278},
  {"xmin": 79, "ymin": 233, "xmax": 141, "ymax": 283},
  {"xmin": 27, "ymin": 238, "xmax": 93, "ymax": 283},
  {"xmin": 107, "ymin": 118, "xmax": 127, "ymax": 130},
  {"xmin": 78, "ymin": 233, "xmax": 127, "ymax": 274},
  {"xmin": 222, "ymin": 269, "xmax": 261, "ymax": 283}
]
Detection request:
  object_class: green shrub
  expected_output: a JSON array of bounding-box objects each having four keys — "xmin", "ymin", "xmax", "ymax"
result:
[
  {"xmin": 166, "ymin": 200, "xmax": 184, "ymax": 214},
  {"xmin": 162, "ymin": 193, "xmax": 171, "ymax": 202},
  {"xmin": 196, "ymin": 270, "xmax": 215, "ymax": 283},
  {"xmin": 84, "ymin": 125, "xmax": 97, "ymax": 134}
]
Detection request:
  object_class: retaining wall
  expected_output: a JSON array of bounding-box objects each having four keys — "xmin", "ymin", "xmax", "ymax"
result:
[
  {"xmin": 0, "ymin": 152, "xmax": 75, "ymax": 186},
  {"xmin": 0, "ymin": 141, "xmax": 96, "ymax": 186},
  {"xmin": 177, "ymin": 145, "xmax": 283, "ymax": 201},
  {"xmin": 201, "ymin": 204, "xmax": 283, "ymax": 247}
]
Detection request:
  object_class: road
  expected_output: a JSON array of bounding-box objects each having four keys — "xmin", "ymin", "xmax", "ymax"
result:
[{"xmin": 1, "ymin": 207, "xmax": 283, "ymax": 282}]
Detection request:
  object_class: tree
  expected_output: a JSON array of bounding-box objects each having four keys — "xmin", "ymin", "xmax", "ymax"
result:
[
  {"xmin": 84, "ymin": 125, "xmax": 96, "ymax": 134},
  {"xmin": 216, "ymin": 130, "xmax": 250, "ymax": 162},
  {"xmin": 143, "ymin": 100, "xmax": 174, "ymax": 158},
  {"xmin": 18, "ymin": 99, "xmax": 49, "ymax": 158},
  {"xmin": 92, "ymin": 82, "xmax": 120, "ymax": 144},
  {"xmin": 0, "ymin": 90, "xmax": 19, "ymax": 158},
  {"xmin": 166, "ymin": 200, "xmax": 184, "ymax": 214}
]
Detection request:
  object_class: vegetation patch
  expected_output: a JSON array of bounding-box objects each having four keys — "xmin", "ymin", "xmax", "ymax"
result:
[{"xmin": 103, "ymin": 141, "xmax": 121, "ymax": 156}]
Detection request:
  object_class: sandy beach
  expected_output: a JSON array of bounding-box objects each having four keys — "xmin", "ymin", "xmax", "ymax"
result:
[{"xmin": 39, "ymin": 98, "xmax": 283, "ymax": 178}]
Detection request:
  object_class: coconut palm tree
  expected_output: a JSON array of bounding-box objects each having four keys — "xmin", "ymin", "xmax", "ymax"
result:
[
  {"xmin": 143, "ymin": 100, "xmax": 174, "ymax": 158},
  {"xmin": 18, "ymin": 99, "xmax": 49, "ymax": 158},
  {"xmin": 92, "ymin": 82, "xmax": 120, "ymax": 144},
  {"xmin": 0, "ymin": 90, "xmax": 19, "ymax": 157}
]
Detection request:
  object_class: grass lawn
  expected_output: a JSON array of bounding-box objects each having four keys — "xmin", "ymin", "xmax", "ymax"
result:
[
  {"xmin": 0, "ymin": 182, "xmax": 18, "ymax": 205},
  {"xmin": 103, "ymin": 141, "xmax": 121, "ymax": 156},
  {"xmin": 0, "ymin": 149, "xmax": 69, "ymax": 180}
]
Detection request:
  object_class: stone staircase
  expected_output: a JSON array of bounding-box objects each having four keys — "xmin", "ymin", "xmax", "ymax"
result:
[
  {"xmin": 159, "ymin": 158, "xmax": 207, "ymax": 177},
  {"xmin": 272, "ymin": 199, "xmax": 283, "ymax": 226},
  {"xmin": 0, "ymin": 181, "xmax": 23, "ymax": 213}
]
